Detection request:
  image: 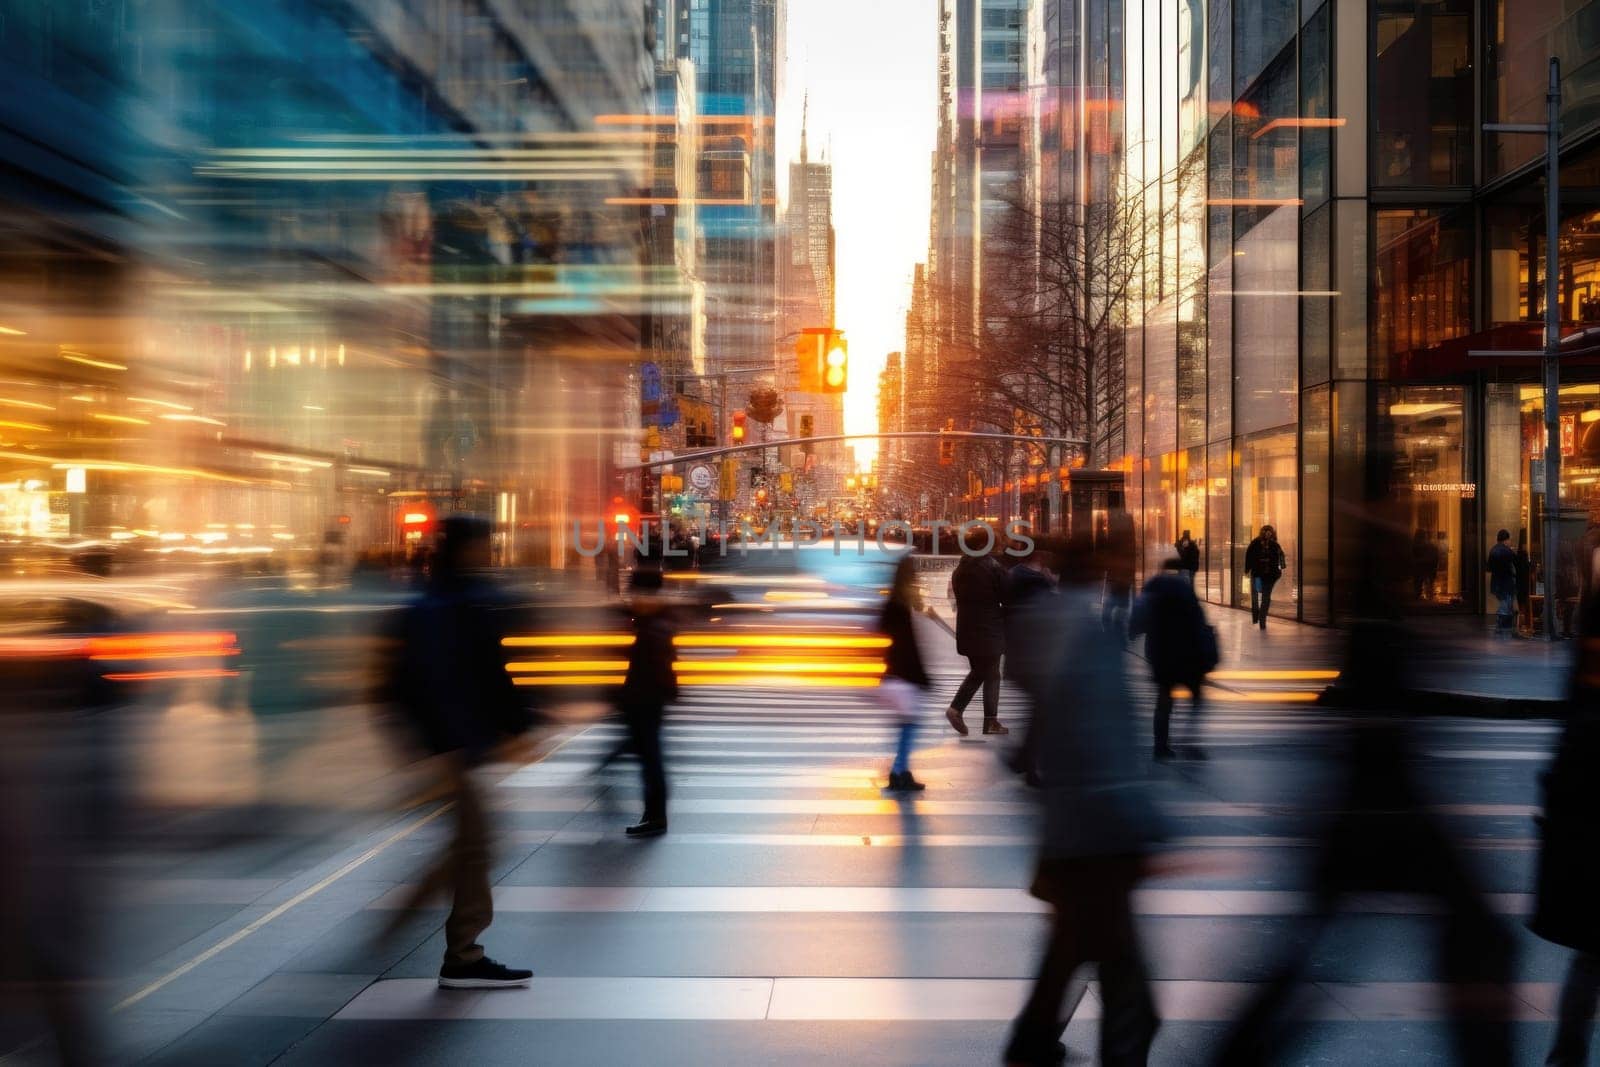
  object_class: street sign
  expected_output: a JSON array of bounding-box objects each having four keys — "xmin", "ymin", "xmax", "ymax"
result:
[{"xmin": 689, "ymin": 464, "xmax": 713, "ymax": 491}]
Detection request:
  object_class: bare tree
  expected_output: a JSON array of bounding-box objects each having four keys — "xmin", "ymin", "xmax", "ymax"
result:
[{"xmin": 938, "ymin": 151, "xmax": 1201, "ymax": 472}]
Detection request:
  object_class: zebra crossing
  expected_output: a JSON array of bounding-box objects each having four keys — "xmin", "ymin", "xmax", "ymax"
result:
[{"xmin": 288, "ymin": 616, "xmax": 1578, "ymax": 1066}]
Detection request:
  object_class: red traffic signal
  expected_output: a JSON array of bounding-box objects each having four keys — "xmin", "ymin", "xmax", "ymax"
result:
[{"xmin": 731, "ymin": 410, "xmax": 747, "ymax": 444}]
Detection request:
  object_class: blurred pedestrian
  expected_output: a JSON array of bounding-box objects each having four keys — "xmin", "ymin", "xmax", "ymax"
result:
[
  {"xmin": 1173, "ymin": 530, "xmax": 1200, "ymax": 587},
  {"xmin": 1100, "ymin": 511, "xmax": 1137, "ymax": 635},
  {"xmin": 617, "ymin": 565, "xmax": 678, "ymax": 836},
  {"xmin": 1218, "ymin": 505, "xmax": 1514, "ymax": 1066},
  {"xmin": 1003, "ymin": 542, "xmax": 1060, "ymax": 783},
  {"xmin": 381, "ymin": 516, "xmax": 534, "ymax": 989},
  {"xmin": 1129, "ymin": 558, "xmax": 1217, "ymax": 761},
  {"xmin": 945, "ymin": 527, "xmax": 1008, "ymax": 737},
  {"xmin": 1005, "ymin": 547, "xmax": 1162, "ymax": 1067},
  {"xmin": 1412, "ymin": 528, "xmax": 1438, "ymax": 601},
  {"xmin": 1486, "ymin": 528, "xmax": 1517, "ymax": 639},
  {"xmin": 1243, "ymin": 525, "xmax": 1285, "ymax": 630},
  {"xmin": 1530, "ymin": 575, "xmax": 1600, "ymax": 1066},
  {"xmin": 879, "ymin": 557, "xmax": 931, "ymax": 792},
  {"xmin": 1516, "ymin": 538, "xmax": 1534, "ymax": 635}
]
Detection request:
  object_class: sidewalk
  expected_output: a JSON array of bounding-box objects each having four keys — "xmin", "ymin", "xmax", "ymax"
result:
[{"xmin": 922, "ymin": 577, "xmax": 1571, "ymax": 716}]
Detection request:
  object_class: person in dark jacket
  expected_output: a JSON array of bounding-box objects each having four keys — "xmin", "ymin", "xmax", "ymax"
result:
[
  {"xmin": 1003, "ymin": 544, "xmax": 1061, "ymax": 783},
  {"xmin": 1487, "ymin": 528, "xmax": 1518, "ymax": 638},
  {"xmin": 1129, "ymin": 558, "xmax": 1215, "ymax": 761},
  {"xmin": 382, "ymin": 516, "xmax": 534, "ymax": 989},
  {"xmin": 1243, "ymin": 525, "xmax": 1286, "ymax": 630},
  {"xmin": 1515, "ymin": 539, "xmax": 1534, "ymax": 635},
  {"xmin": 1531, "ymin": 578, "xmax": 1600, "ymax": 1066},
  {"xmin": 879, "ymin": 557, "xmax": 932, "ymax": 791},
  {"xmin": 1173, "ymin": 530, "xmax": 1200, "ymax": 587},
  {"xmin": 1101, "ymin": 511, "xmax": 1138, "ymax": 634},
  {"xmin": 1005, "ymin": 550, "xmax": 1163, "ymax": 1067},
  {"xmin": 945, "ymin": 528, "xmax": 1008, "ymax": 736},
  {"xmin": 617, "ymin": 565, "xmax": 678, "ymax": 837}
]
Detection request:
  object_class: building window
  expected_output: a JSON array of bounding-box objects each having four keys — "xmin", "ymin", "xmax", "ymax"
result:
[
  {"xmin": 1391, "ymin": 386, "xmax": 1468, "ymax": 608},
  {"xmin": 1236, "ymin": 427, "xmax": 1298, "ymax": 615},
  {"xmin": 1487, "ymin": 0, "xmax": 1600, "ymax": 180},
  {"xmin": 1374, "ymin": 0, "xmax": 1472, "ymax": 187},
  {"xmin": 1373, "ymin": 207, "xmax": 1471, "ymax": 377}
]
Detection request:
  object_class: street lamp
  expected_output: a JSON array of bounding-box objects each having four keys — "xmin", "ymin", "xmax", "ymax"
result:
[{"xmin": 1482, "ymin": 57, "xmax": 1562, "ymax": 641}]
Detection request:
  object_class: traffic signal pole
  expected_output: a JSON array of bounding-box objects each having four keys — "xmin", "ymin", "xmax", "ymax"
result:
[{"xmin": 617, "ymin": 430, "xmax": 1088, "ymax": 471}]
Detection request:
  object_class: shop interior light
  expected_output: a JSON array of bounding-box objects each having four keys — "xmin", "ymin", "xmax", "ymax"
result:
[
  {"xmin": 1389, "ymin": 402, "xmax": 1455, "ymax": 417},
  {"xmin": 1582, "ymin": 410, "xmax": 1600, "ymax": 423}
]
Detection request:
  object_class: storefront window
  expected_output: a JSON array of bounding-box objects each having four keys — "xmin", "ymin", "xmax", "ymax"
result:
[
  {"xmin": 1301, "ymin": 385, "xmax": 1331, "ymax": 623},
  {"xmin": 1391, "ymin": 386, "xmax": 1468, "ymax": 608},
  {"xmin": 1373, "ymin": 208, "xmax": 1471, "ymax": 378},
  {"xmin": 1181, "ymin": 445, "xmax": 1207, "ymax": 595},
  {"xmin": 1374, "ymin": 0, "xmax": 1472, "ymax": 187},
  {"xmin": 1521, "ymin": 384, "xmax": 1600, "ymax": 617},
  {"xmin": 1488, "ymin": 204, "xmax": 1600, "ymax": 329},
  {"xmin": 1236, "ymin": 428, "xmax": 1298, "ymax": 616},
  {"xmin": 1207, "ymin": 442, "xmax": 1233, "ymax": 605},
  {"xmin": 1299, "ymin": 3, "xmax": 1331, "ymax": 208}
]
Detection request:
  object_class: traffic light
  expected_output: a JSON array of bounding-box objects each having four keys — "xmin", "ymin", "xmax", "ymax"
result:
[
  {"xmin": 731, "ymin": 410, "xmax": 746, "ymax": 444},
  {"xmin": 939, "ymin": 418, "xmax": 955, "ymax": 466},
  {"xmin": 795, "ymin": 331, "xmax": 821, "ymax": 392},
  {"xmin": 822, "ymin": 337, "xmax": 847, "ymax": 393},
  {"xmin": 799, "ymin": 413, "xmax": 814, "ymax": 455}
]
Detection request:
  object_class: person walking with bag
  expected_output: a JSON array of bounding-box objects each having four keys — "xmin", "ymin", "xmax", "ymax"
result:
[
  {"xmin": 1530, "ymin": 572, "xmax": 1600, "ymax": 1065},
  {"xmin": 1129, "ymin": 558, "xmax": 1218, "ymax": 761},
  {"xmin": 945, "ymin": 527, "xmax": 1008, "ymax": 737},
  {"xmin": 880, "ymin": 557, "xmax": 932, "ymax": 792},
  {"xmin": 1243, "ymin": 525, "xmax": 1286, "ymax": 630}
]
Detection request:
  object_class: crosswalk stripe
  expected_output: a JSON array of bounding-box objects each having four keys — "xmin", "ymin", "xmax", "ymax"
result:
[
  {"xmin": 367, "ymin": 885, "xmax": 1534, "ymax": 916},
  {"xmin": 334, "ymin": 978, "xmax": 1563, "ymax": 1022}
]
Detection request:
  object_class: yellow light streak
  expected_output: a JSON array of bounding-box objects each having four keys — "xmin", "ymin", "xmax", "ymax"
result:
[
  {"xmin": 0, "ymin": 325, "xmax": 25, "ymax": 336},
  {"xmin": 161, "ymin": 414, "xmax": 227, "ymax": 427},
  {"xmin": 673, "ymin": 660, "xmax": 886, "ymax": 675},
  {"xmin": 681, "ymin": 675, "xmax": 880, "ymax": 688},
  {"xmin": 37, "ymin": 459, "xmax": 254, "ymax": 485},
  {"xmin": 1210, "ymin": 669, "xmax": 1340, "ymax": 681},
  {"xmin": 92, "ymin": 413, "xmax": 150, "ymax": 426},
  {"xmin": 0, "ymin": 398, "xmax": 53, "ymax": 411},
  {"xmin": 506, "ymin": 660, "xmax": 630, "ymax": 672},
  {"xmin": 514, "ymin": 674, "xmax": 626, "ymax": 687},
  {"xmin": 129, "ymin": 396, "xmax": 193, "ymax": 412},
  {"xmin": 674, "ymin": 634, "xmax": 891, "ymax": 649},
  {"xmin": 0, "ymin": 420, "xmax": 50, "ymax": 432},
  {"xmin": 503, "ymin": 634, "xmax": 635, "ymax": 648},
  {"xmin": 253, "ymin": 451, "xmax": 333, "ymax": 468},
  {"xmin": 1210, "ymin": 691, "xmax": 1323, "ymax": 704},
  {"xmin": 62, "ymin": 352, "xmax": 127, "ymax": 371}
]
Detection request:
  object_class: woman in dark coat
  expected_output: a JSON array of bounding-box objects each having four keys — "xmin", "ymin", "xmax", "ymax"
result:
[
  {"xmin": 944, "ymin": 527, "xmax": 1008, "ymax": 736},
  {"xmin": 1531, "ymin": 578, "xmax": 1600, "ymax": 1065},
  {"xmin": 879, "ymin": 557, "xmax": 932, "ymax": 791}
]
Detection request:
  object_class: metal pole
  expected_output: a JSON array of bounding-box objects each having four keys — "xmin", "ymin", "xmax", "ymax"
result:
[{"xmin": 1543, "ymin": 57, "xmax": 1562, "ymax": 642}]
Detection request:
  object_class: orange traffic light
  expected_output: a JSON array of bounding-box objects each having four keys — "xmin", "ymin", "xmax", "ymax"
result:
[
  {"xmin": 731, "ymin": 410, "xmax": 747, "ymax": 444},
  {"xmin": 822, "ymin": 337, "xmax": 847, "ymax": 393}
]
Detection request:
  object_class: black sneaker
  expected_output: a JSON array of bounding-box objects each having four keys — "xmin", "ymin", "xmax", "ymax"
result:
[
  {"xmin": 887, "ymin": 771, "xmax": 926, "ymax": 792},
  {"xmin": 625, "ymin": 817, "xmax": 668, "ymax": 837},
  {"xmin": 982, "ymin": 719, "xmax": 1010, "ymax": 736},
  {"xmin": 438, "ymin": 957, "xmax": 532, "ymax": 989},
  {"xmin": 1153, "ymin": 745, "xmax": 1177, "ymax": 762}
]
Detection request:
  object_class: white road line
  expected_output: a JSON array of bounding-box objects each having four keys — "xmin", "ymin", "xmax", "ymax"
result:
[
  {"xmin": 365, "ymin": 885, "xmax": 1534, "ymax": 916},
  {"xmin": 335, "ymin": 978, "xmax": 1562, "ymax": 1022}
]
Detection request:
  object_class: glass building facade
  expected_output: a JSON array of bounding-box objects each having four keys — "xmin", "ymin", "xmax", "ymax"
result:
[{"xmin": 1121, "ymin": 0, "xmax": 1600, "ymax": 625}]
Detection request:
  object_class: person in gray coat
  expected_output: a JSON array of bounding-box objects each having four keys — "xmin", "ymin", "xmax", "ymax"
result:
[
  {"xmin": 945, "ymin": 526, "xmax": 1009, "ymax": 736},
  {"xmin": 1004, "ymin": 544, "xmax": 1163, "ymax": 1066}
]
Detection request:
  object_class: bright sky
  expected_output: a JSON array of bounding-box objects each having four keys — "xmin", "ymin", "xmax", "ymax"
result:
[{"xmin": 779, "ymin": 1, "xmax": 935, "ymax": 470}]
